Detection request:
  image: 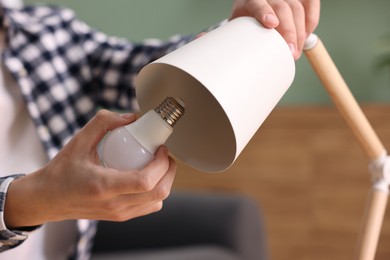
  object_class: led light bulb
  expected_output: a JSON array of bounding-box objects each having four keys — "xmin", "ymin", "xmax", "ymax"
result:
[{"xmin": 100, "ymin": 97, "xmax": 185, "ymax": 170}]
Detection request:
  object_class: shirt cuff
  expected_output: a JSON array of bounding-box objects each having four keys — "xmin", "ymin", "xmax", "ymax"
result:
[{"xmin": 0, "ymin": 174, "xmax": 40, "ymax": 251}]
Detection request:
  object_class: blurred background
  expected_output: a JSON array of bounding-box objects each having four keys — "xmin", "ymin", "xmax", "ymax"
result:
[
  {"xmin": 24, "ymin": 0, "xmax": 390, "ymax": 105},
  {"xmin": 23, "ymin": 0, "xmax": 390, "ymax": 259}
]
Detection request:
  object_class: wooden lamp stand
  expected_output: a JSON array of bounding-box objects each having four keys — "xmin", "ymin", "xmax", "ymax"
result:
[{"xmin": 303, "ymin": 34, "xmax": 390, "ymax": 260}]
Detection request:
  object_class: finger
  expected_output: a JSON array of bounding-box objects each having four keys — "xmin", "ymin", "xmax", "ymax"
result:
[
  {"xmin": 85, "ymin": 200, "xmax": 164, "ymax": 222},
  {"xmin": 132, "ymin": 146, "xmax": 171, "ymax": 192},
  {"xmin": 116, "ymin": 156, "xmax": 176, "ymax": 204},
  {"xmin": 79, "ymin": 110, "xmax": 136, "ymax": 150},
  {"xmin": 143, "ymin": 156, "xmax": 176, "ymax": 202},
  {"xmin": 102, "ymin": 146, "xmax": 171, "ymax": 195},
  {"xmin": 248, "ymin": 0, "xmax": 280, "ymax": 28},
  {"xmin": 300, "ymin": 0, "xmax": 320, "ymax": 37},
  {"xmin": 270, "ymin": 1, "xmax": 297, "ymax": 58},
  {"xmin": 121, "ymin": 200, "xmax": 164, "ymax": 220},
  {"xmin": 105, "ymin": 158, "xmax": 175, "ymax": 221},
  {"xmin": 118, "ymin": 200, "xmax": 164, "ymax": 221},
  {"xmin": 87, "ymin": 156, "xmax": 175, "ymax": 221},
  {"xmin": 286, "ymin": 0, "xmax": 306, "ymax": 59}
]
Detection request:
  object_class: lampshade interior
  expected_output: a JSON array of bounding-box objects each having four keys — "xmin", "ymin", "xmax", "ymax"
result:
[{"xmin": 136, "ymin": 63, "xmax": 237, "ymax": 173}]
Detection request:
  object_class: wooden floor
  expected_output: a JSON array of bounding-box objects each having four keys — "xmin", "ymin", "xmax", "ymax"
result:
[{"xmin": 172, "ymin": 104, "xmax": 390, "ymax": 260}]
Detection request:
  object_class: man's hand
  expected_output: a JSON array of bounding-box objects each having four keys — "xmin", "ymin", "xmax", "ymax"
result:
[
  {"xmin": 5, "ymin": 110, "xmax": 176, "ymax": 228},
  {"xmin": 230, "ymin": 0, "xmax": 320, "ymax": 60}
]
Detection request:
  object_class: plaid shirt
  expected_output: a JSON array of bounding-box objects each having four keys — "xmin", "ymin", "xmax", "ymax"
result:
[{"xmin": 0, "ymin": 4, "xmax": 193, "ymax": 259}]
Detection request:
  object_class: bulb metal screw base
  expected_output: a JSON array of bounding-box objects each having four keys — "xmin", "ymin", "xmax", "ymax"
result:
[{"xmin": 154, "ymin": 97, "xmax": 185, "ymax": 127}]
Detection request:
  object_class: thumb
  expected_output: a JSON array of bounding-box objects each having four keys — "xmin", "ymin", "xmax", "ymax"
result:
[{"xmin": 80, "ymin": 110, "xmax": 136, "ymax": 150}]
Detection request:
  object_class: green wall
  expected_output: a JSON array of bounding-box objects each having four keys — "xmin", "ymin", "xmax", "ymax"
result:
[{"xmin": 24, "ymin": 0, "xmax": 390, "ymax": 105}]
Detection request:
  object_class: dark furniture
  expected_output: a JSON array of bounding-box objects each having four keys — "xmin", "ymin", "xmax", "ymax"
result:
[{"xmin": 91, "ymin": 191, "xmax": 268, "ymax": 260}]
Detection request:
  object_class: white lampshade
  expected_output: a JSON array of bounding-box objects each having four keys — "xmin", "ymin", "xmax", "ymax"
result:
[{"xmin": 135, "ymin": 17, "xmax": 295, "ymax": 173}]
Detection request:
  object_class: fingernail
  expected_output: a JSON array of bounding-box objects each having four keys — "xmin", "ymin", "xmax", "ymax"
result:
[
  {"xmin": 288, "ymin": 43, "xmax": 296, "ymax": 55},
  {"xmin": 120, "ymin": 113, "xmax": 133, "ymax": 119},
  {"xmin": 264, "ymin": 14, "xmax": 278, "ymax": 25}
]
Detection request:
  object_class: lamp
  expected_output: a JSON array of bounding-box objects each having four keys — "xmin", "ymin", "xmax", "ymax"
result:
[
  {"xmin": 135, "ymin": 17, "xmax": 388, "ymax": 260},
  {"xmin": 135, "ymin": 17, "xmax": 295, "ymax": 173}
]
